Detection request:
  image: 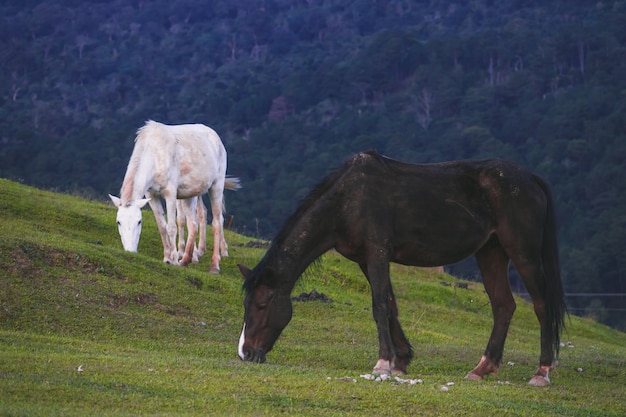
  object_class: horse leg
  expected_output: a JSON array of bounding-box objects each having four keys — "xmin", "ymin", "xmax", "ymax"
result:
[
  {"xmin": 196, "ymin": 196, "xmax": 207, "ymax": 258},
  {"xmin": 512, "ymin": 256, "xmax": 555, "ymax": 386},
  {"xmin": 216, "ymin": 206, "xmax": 229, "ymax": 258},
  {"xmin": 176, "ymin": 200, "xmax": 186, "ymax": 260},
  {"xmin": 208, "ymin": 187, "xmax": 225, "ymax": 274},
  {"xmin": 147, "ymin": 195, "xmax": 178, "ymax": 265},
  {"xmin": 209, "ymin": 184, "xmax": 229, "ymax": 258},
  {"xmin": 466, "ymin": 236, "xmax": 513, "ymax": 381},
  {"xmin": 186, "ymin": 196, "xmax": 200, "ymax": 264},
  {"xmin": 164, "ymin": 192, "xmax": 180, "ymax": 265},
  {"xmin": 360, "ymin": 262, "xmax": 410, "ymax": 375},
  {"xmin": 179, "ymin": 198, "xmax": 198, "ymax": 267},
  {"xmin": 386, "ymin": 282, "xmax": 413, "ymax": 374}
]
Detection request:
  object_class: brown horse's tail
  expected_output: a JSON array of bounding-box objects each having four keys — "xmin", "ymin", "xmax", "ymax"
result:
[{"xmin": 536, "ymin": 175, "xmax": 568, "ymax": 357}]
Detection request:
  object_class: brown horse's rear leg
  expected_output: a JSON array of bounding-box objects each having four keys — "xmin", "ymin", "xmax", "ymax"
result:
[
  {"xmin": 513, "ymin": 259, "xmax": 556, "ymax": 386},
  {"xmin": 466, "ymin": 237, "xmax": 514, "ymax": 380}
]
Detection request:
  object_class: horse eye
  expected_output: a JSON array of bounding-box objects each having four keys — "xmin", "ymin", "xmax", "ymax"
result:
[
  {"xmin": 138, "ymin": 220, "xmax": 142, "ymax": 226},
  {"xmin": 116, "ymin": 221, "xmax": 121, "ymax": 226}
]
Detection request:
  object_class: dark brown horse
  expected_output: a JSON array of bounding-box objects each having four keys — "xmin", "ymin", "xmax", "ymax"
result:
[{"xmin": 238, "ymin": 151, "xmax": 567, "ymax": 386}]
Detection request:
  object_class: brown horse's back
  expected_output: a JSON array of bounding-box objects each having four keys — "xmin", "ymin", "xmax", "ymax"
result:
[{"xmin": 331, "ymin": 152, "xmax": 547, "ymax": 268}]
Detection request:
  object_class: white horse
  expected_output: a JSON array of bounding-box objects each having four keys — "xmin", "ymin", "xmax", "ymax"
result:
[{"xmin": 109, "ymin": 120, "xmax": 240, "ymax": 273}]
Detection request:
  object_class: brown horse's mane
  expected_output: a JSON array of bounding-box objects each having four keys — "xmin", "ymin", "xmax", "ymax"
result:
[
  {"xmin": 274, "ymin": 151, "xmax": 387, "ymax": 249},
  {"xmin": 243, "ymin": 151, "xmax": 387, "ymax": 293}
]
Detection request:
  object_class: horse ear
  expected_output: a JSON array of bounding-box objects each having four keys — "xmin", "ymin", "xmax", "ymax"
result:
[
  {"xmin": 109, "ymin": 194, "xmax": 122, "ymax": 207},
  {"xmin": 238, "ymin": 264, "xmax": 252, "ymax": 279},
  {"xmin": 134, "ymin": 198, "xmax": 151, "ymax": 208}
]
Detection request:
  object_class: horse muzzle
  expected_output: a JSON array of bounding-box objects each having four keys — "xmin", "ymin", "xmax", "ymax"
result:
[
  {"xmin": 239, "ymin": 347, "xmax": 266, "ymax": 363},
  {"xmin": 238, "ymin": 324, "xmax": 267, "ymax": 363}
]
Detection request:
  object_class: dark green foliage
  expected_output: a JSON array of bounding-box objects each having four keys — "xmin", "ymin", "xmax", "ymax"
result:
[{"xmin": 1, "ymin": 0, "xmax": 625, "ymax": 329}]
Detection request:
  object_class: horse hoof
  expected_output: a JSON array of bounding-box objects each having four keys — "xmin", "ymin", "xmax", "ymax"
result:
[
  {"xmin": 528, "ymin": 375, "xmax": 550, "ymax": 387},
  {"xmin": 209, "ymin": 267, "xmax": 220, "ymax": 274},
  {"xmin": 372, "ymin": 359, "xmax": 392, "ymax": 375},
  {"xmin": 465, "ymin": 371, "xmax": 483, "ymax": 381}
]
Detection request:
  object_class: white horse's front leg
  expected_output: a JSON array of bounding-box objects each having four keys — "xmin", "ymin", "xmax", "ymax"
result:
[
  {"xmin": 196, "ymin": 197, "xmax": 207, "ymax": 258},
  {"xmin": 164, "ymin": 195, "xmax": 180, "ymax": 265},
  {"xmin": 179, "ymin": 198, "xmax": 198, "ymax": 267},
  {"xmin": 147, "ymin": 196, "xmax": 178, "ymax": 265},
  {"xmin": 176, "ymin": 200, "xmax": 186, "ymax": 260}
]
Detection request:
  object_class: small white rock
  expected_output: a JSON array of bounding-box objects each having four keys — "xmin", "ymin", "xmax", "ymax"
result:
[
  {"xmin": 507, "ymin": 361, "xmax": 515, "ymax": 366},
  {"xmin": 577, "ymin": 368, "xmax": 583, "ymax": 373},
  {"xmin": 441, "ymin": 386, "xmax": 449, "ymax": 392},
  {"xmin": 393, "ymin": 376, "xmax": 423, "ymax": 385}
]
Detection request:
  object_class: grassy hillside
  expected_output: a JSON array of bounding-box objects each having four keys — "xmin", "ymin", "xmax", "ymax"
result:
[{"xmin": 0, "ymin": 178, "xmax": 624, "ymax": 416}]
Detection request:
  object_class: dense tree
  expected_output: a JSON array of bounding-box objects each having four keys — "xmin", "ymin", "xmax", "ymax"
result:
[{"xmin": 1, "ymin": 0, "xmax": 625, "ymax": 329}]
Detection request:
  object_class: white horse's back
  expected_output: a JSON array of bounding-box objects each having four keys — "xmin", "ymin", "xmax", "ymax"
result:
[{"xmin": 133, "ymin": 121, "xmax": 227, "ymax": 200}]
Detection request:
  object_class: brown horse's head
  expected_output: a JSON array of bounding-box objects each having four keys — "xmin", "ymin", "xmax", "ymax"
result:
[{"xmin": 237, "ymin": 264, "xmax": 293, "ymax": 363}]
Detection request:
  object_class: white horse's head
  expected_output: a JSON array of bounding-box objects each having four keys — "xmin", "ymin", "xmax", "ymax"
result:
[{"xmin": 109, "ymin": 194, "xmax": 151, "ymax": 252}]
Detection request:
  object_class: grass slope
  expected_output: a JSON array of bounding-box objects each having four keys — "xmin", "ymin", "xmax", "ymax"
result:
[{"xmin": 1, "ymin": 178, "xmax": 625, "ymax": 416}]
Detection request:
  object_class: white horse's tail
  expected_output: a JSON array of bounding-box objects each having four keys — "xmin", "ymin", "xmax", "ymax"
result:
[{"xmin": 225, "ymin": 176, "xmax": 242, "ymax": 191}]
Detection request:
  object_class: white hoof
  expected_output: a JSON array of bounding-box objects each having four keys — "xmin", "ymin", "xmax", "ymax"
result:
[
  {"xmin": 528, "ymin": 374, "xmax": 550, "ymax": 387},
  {"xmin": 372, "ymin": 359, "xmax": 392, "ymax": 375}
]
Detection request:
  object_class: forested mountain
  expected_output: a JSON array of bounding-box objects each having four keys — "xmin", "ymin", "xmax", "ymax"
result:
[{"xmin": 1, "ymin": 0, "xmax": 625, "ymax": 329}]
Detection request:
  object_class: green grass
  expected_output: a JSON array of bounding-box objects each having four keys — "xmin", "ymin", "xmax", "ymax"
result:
[{"xmin": 1, "ymin": 178, "xmax": 625, "ymax": 416}]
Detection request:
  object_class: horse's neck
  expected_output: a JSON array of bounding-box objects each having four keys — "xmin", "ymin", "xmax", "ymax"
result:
[
  {"xmin": 121, "ymin": 154, "xmax": 154, "ymax": 203},
  {"xmin": 272, "ymin": 213, "xmax": 335, "ymax": 288}
]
